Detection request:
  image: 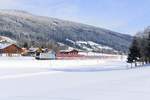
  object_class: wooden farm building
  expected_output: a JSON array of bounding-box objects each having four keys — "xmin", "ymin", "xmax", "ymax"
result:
[
  {"xmin": 57, "ymin": 49, "xmax": 82, "ymax": 59},
  {"xmin": 59, "ymin": 49, "xmax": 78, "ymax": 55},
  {"xmin": 0, "ymin": 43, "xmax": 23, "ymax": 56}
]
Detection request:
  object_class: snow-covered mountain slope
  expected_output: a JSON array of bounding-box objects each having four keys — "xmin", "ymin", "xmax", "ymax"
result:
[
  {"xmin": 0, "ymin": 36, "xmax": 16, "ymax": 43},
  {"xmin": 0, "ymin": 9, "xmax": 132, "ymax": 52},
  {"xmin": 65, "ymin": 39, "xmax": 118, "ymax": 53}
]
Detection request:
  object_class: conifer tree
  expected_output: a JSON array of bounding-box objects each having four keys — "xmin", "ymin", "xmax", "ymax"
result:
[
  {"xmin": 127, "ymin": 37, "xmax": 141, "ymax": 67},
  {"xmin": 147, "ymin": 33, "xmax": 150, "ymax": 63}
]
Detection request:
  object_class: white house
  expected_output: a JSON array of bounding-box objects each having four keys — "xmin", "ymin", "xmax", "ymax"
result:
[{"xmin": 35, "ymin": 50, "xmax": 56, "ymax": 60}]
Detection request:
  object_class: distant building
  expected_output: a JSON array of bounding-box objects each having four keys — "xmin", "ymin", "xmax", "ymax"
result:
[
  {"xmin": 0, "ymin": 43, "xmax": 23, "ymax": 56},
  {"xmin": 57, "ymin": 49, "xmax": 79, "ymax": 58},
  {"xmin": 59, "ymin": 49, "xmax": 79, "ymax": 55},
  {"xmin": 25, "ymin": 47, "xmax": 42, "ymax": 57},
  {"xmin": 35, "ymin": 50, "xmax": 56, "ymax": 60}
]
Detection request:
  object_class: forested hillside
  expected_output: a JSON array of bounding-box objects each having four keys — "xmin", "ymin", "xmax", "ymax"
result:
[{"xmin": 0, "ymin": 9, "xmax": 132, "ymax": 52}]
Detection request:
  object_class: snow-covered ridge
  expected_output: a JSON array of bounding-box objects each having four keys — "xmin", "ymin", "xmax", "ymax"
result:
[
  {"xmin": 0, "ymin": 36, "xmax": 16, "ymax": 43},
  {"xmin": 66, "ymin": 38, "xmax": 75, "ymax": 44},
  {"xmin": 0, "ymin": 9, "xmax": 33, "ymax": 17},
  {"xmin": 65, "ymin": 39, "xmax": 118, "ymax": 53}
]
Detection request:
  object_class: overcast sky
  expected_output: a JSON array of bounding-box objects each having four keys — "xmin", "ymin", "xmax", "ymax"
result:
[{"xmin": 0, "ymin": 0, "xmax": 150, "ymax": 35}]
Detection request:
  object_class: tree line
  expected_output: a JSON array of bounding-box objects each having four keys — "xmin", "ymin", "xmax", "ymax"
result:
[{"xmin": 127, "ymin": 32, "xmax": 150, "ymax": 67}]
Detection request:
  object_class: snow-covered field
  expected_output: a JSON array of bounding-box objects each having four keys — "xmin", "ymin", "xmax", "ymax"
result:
[{"xmin": 0, "ymin": 56, "xmax": 150, "ymax": 100}]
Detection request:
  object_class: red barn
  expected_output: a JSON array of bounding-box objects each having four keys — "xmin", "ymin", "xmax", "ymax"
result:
[
  {"xmin": 57, "ymin": 49, "xmax": 82, "ymax": 59},
  {"xmin": 59, "ymin": 49, "xmax": 78, "ymax": 55},
  {"xmin": 0, "ymin": 44, "xmax": 23, "ymax": 56}
]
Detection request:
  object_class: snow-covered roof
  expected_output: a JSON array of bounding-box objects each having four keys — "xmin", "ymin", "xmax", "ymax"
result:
[
  {"xmin": 0, "ymin": 36, "xmax": 16, "ymax": 43},
  {"xmin": 0, "ymin": 43, "xmax": 12, "ymax": 49},
  {"xmin": 29, "ymin": 48, "xmax": 39, "ymax": 52}
]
